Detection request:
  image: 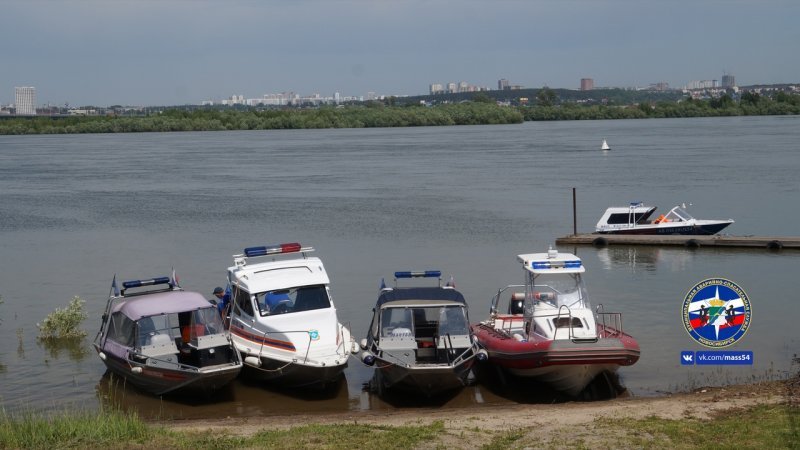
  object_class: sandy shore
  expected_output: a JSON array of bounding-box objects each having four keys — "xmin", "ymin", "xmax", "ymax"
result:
[{"xmin": 165, "ymin": 378, "xmax": 797, "ymax": 446}]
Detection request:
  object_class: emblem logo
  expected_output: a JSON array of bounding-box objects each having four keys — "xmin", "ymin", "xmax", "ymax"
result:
[
  {"xmin": 308, "ymin": 329, "xmax": 320, "ymax": 341},
  {"xmin": 682, "ymin": 278, "xmax": 751, "ymax": 348}
]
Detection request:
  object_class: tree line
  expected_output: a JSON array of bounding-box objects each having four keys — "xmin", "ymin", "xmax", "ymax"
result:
[
  {"xmin": 520, "ymin": 89, "xmax": 800, "ymax": 121},
  {"xmin": 0, "ymin": 103, "xmax": 523, "ymax": 135},
  {"xmin": 0, "ymin": 91, "xmax": 798, "ymax": 135}
]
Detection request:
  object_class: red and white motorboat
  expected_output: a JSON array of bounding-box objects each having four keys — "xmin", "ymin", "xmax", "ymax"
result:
[{"xmin": 472, "ymin": 248, "xmax": 640, "ymax": 397}]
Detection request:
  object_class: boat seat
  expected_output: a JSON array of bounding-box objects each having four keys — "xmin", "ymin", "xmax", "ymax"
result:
[{"xmin": 148, "ymin": 333, "xmax": 173, "ymax": 346}]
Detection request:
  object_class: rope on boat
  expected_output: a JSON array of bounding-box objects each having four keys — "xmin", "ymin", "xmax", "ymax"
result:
[{"xmin": 247, "ymin": 358, "xmax": 295, "ymax": 373}]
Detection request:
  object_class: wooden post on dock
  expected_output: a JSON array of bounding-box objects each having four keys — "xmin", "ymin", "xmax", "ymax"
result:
[{"xmin": 572, "ymin": 187, "xmax": 577, "ymax": 236}]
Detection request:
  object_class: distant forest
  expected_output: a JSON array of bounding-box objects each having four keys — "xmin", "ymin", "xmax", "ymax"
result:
[{"xmin": 1, "ymin": 89, "xmax": 799, "ymax": 135}]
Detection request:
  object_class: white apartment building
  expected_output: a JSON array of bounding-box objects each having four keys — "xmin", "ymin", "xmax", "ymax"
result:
[{"xmin": 15, "ymin": 86, "xmax": 36, "ymax": 115}]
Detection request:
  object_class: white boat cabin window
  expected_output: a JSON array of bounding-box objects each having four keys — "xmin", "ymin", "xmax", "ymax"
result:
[
  {"xmin": 530, "ymin": 273, "xmax": 590, "ymax": 310},
  {"xmin": 255, "ymin": 285, "xmax": 331, "ymax": 317},
  {"xmin": 107, "ymin": 312, "xmax": 135, "ymax": 347}
]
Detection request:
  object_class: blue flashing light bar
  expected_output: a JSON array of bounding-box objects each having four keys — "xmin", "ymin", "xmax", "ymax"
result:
[
  {"xmin": 394, "ymin": 270, "xmax": 441, "ymax": 279},
  {"xmin": 531, "ymin": 261, "xmax": 582, "ymax": 270},
  {"xmin": 244, "ymin": 242, "xmax": 302, "ymax": 257},
  {"xmin": 122, "ymin": 277, "xmax": 171, "ymax": 289}
]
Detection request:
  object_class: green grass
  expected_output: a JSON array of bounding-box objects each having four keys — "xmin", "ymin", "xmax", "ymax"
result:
[
  {"xmin": 604, "ymin": 403, "xmax": 800, "ymax": 450},
  {"xmin": 0, "ymin": 408, "xmax": 154, "ymax": 449},
  {"xmin": 0, "ymin": 409, "xmax": 444, "ymax": 450},
  {"xmin": 475, "ymin": 403, "xmax": 799, "ymax": 450}
]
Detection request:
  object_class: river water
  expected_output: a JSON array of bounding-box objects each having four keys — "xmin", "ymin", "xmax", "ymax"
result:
[{"xmin": 1, "ymin": 116, "xmax": 798, "ymax": 418}]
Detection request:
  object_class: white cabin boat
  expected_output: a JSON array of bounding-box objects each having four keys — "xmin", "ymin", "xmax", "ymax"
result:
[
  {"xmin": 224, "ymin": 243, "xmax": 357, "ymax": 388},
  {"xmin": 595, "ymin": 202, "xmax": 734, "ymax": 235}
]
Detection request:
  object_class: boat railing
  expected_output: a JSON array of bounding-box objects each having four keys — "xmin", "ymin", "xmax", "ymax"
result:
[
  {"xmin": 247, "ymin": 326, "xmax": 316, "ymax": 365},
  {"xmin": 595, "ymin": 304, "xmax": 624, "ymax": 336},
  {"xmin": 488, "ymin": 284, "xmax": 525, "ymax": 327},
  {"xmin": 338, "ymin": 321, "xmax": 354, "ymax": 357},
  {"xmin": 555, "ymin": 305, "xmax": 576, "ymax": 340}
]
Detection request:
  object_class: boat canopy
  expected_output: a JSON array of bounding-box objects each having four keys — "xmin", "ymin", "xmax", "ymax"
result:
[
  {"xmin": 376, "ymin": 287, "xmax": 467, "ymax": 308},
  {"xmin": 517, "ymin": 249, "xmax": 586, "ymax": 275},
  {"xmin": 596, "ymin": 204, "xmax": 657, "ymax": 228},
  {"xmin": 112, "ymin": 290, "xmax": 214, "ymax": 321}
]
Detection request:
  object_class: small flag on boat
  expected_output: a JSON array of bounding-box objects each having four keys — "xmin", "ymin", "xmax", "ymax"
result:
[
  {"xmin": 171, "ymin": 268, "xmax": 181, "ymax": 288},
  {"xmin": 446, "ymin": 276, "xmax": 455, "ymax": 288},
  {"xmin": 111, "ymin": 274, "xmax": 120, "ymax": 297},
  {"xmin": 379, "ymin": 278, "xmax": 386, "ymax": 290}
]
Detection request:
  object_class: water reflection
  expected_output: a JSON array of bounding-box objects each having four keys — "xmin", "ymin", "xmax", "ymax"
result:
[
  {"xmin": 38, "ymin": 337, "xmax": 90, "ymax": 362},
  {"xmin": 16, "ymin": 328, "xmax": 25, "ymax": 358},
  {"xmin": 95, "ymin": 371, "xmax": 353, "ymax": 420},
  {"xmin": 472, "ymin": 364, "xmax": 627, "ymax": 403},
  {"xmin": 596, "ymin": 246, "xmax": 662, "ymax": 272}
]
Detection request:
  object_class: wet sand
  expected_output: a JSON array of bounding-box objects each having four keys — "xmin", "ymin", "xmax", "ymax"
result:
[{"xmin": 164, "ymin": 378, "xmax": 797, "ymax": 446}]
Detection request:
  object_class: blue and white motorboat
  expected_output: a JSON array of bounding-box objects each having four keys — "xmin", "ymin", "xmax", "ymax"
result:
[
  {"xmin": 360, "ymin": 271, "xmax": 485, "ymax": 396},
  {"xmin": 224, "ymin": 243, "xmax": 357, "ymax": 389},
  {"xmin": 595, "ymin": 202, "xmax": 734, "ymax": 235}
]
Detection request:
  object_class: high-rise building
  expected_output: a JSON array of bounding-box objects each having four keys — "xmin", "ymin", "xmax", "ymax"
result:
[
  {"xmin": 721, "ymin": 74, "xmax": 736, "ymax": 88},
  {"xmin": 15, "ymin": 86, "xmax": 36, "ymax": 115},
  {"xmin": 580, "ymin": 78, "xmax": 594, "ymax": 91},
  {"xmin": 429, "ymin": 83, "xmax": 444, "ymax": 95},
  {"xmin": 498, "ymin": 78, "xmax": 510, "ymax": 90}
]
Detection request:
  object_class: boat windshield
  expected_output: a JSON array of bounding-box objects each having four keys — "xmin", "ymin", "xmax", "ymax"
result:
[
  {"xmin": 529, "ymin": 272, "xmax": 590, "ymax": 310},
  {"xmin": 379, "ymin": 305, "xmax": 469, "ymax": 338},
  {"xmin": 255, "ymin": 284, "xmax": 331, "ymax": 317},
  {"xmin": 665, "ymin": 207, "xmax": 693, "ymax": 222},
  {"xmin": 437, "ymin": 306, "xmax": 469, "ymax": 336},
  {"xmin": 135, "ymin": 307, "xmax": 224, "ymax": 348}
]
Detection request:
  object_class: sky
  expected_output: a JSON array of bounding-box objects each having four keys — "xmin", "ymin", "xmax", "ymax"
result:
[{"xmin": 2, "ymin": 0, "xmax": 799, "ymax": 106}]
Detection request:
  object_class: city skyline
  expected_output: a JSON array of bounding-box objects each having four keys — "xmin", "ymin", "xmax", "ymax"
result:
[{"xmin": 2, "ymin": 1, "xmax": 799, "ymax": 106}]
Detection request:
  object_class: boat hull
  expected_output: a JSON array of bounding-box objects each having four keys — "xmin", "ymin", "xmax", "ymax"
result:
[
  {"xmin": 230, "ymin": 321, "xmax": 349, "ymax": 389},
  {"xmin": 240, "ymin": 354, "xmax": 347, "ymax": 388},
  {"xmin": 375, "ymin": 358, "xmax": 475, "ymax": 396},
  {"xmin": 597, "ymin": 221, "xmax": 732, "ymax": 235},
  {"xmin": 472, "ymin": 323, "xmax": 640, "ymax": 397},
  {"xmin": 94, "ymin": 345, "xmax": 241, "ymax": 396}
]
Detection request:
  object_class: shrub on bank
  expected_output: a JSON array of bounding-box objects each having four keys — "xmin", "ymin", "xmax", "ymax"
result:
[{"xmin": 36, "ymin": 296, "xmax": 87, "ymax": 341}]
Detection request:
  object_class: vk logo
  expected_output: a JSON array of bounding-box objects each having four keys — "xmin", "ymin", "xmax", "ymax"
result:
[{"xmin": 681, "ymin": 351, "xmax": 695, "ymax": 365}]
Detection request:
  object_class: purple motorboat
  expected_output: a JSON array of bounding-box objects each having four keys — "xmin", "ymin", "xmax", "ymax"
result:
[{"xmin": 93, "ymin": 275, "xmax": 242, "ymax": 396}]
